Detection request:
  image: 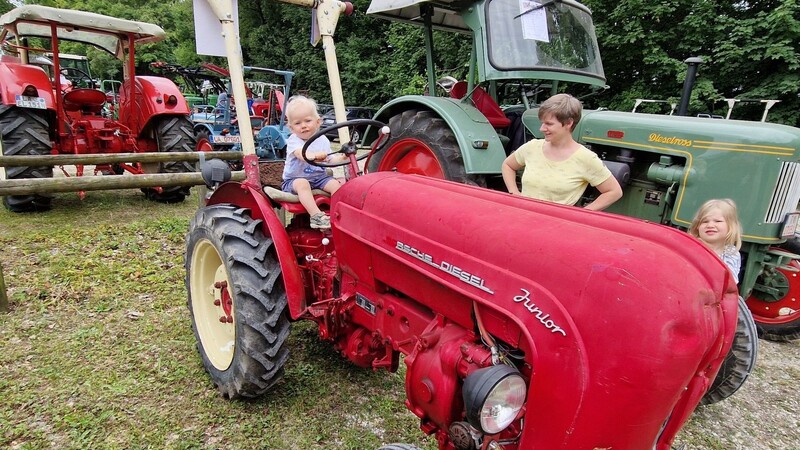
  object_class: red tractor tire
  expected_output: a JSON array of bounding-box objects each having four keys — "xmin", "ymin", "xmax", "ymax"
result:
[
  {"xmin": 0, "ymin": 106, "xmax": 53, "ymax": 212},
  {"xmin": 185, "ymin": 204, "xmax": 291, "ymax": 399},
  {"xmin": 142, "ymin": 116, "xmax": 196, "ymax": 203},
  {"xmin": 367, "ymin": 109, "xmax": 485, "ymax": 187},
  {"xmin": 700, "ymin": 296, "xmax": 758, "ymax": 405},
  {"xmin": 746, "ymin": 258, "xmax": 800, "ymax": 341}
]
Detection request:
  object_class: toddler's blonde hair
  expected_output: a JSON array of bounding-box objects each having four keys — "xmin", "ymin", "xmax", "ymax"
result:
[
  {"xmin": 688, "ymin": 198, "xmax": 743, "ymax": 250},
  {"xmin": 285, "ymin": 95, "xmax": 319, "ymax": 121}
]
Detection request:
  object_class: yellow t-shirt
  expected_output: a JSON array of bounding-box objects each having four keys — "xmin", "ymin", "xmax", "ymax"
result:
[{"xmin": 513, "ymin": 140, "xmax": 612, "ymax": 206}]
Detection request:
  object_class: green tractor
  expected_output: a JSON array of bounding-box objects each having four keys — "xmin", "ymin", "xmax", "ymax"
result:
[{"xmin": 364, "ymin": 0, "xmax": 800, "ymax": 341}]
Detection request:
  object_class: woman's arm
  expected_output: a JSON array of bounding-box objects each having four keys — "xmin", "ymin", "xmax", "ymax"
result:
[
  {"xmin": 502, "ymin": 153, "xmax": 524, "ymax": 195},
  {"xmin": 584, "ymin": 176, "xmax": 623, "ymax": 211}
]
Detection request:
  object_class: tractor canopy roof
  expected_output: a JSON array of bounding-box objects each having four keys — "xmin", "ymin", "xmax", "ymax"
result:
[
  {"xmin": 0, "ymin": 5, "xmax": 165, "ymax": 59},
  {"xmin": 367, "ymin": 0, "xmax": 605, "ymax": 86},
  {"xmin": 367, "ymin": 0, "xmax": 470, "ymax": 33}
]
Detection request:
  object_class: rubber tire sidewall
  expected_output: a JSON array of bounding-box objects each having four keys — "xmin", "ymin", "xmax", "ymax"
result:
[
  {"xmin": 0, "ymin": 106, "xmax": 53, "ymax": 212},
  {"xmin": 701, "ymin": 296, "xmax": 759, "ymax": 405},
  {"xmin": 185, "ymin": 204, "xmax": 291, "ymax": 399},
  {"xmin": 142, "ymin": 115, "xmax": 196, "ymax": 203},
  {"xmin": 367, "ymin": 109, "xmax": 485, "ymax": 187}
]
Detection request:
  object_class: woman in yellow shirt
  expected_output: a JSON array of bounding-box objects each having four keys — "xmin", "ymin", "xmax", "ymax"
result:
[{"xmin": 501, "ymin": 94, "xmax": 622, "ymax": 211}]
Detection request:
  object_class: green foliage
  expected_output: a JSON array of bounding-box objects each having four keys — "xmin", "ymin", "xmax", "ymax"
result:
[
  {"xmin": 14, "ymin": 0, "xmax": 798, "ymax": 125},
  {"xmin": 584, "ymin": 0, "xmax": 800, "ymax": 125}
]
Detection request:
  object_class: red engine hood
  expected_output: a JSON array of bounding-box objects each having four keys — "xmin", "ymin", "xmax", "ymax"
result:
[{"xmin": 331, "ymin": 172, "xmax": 737, "ymax": 449}]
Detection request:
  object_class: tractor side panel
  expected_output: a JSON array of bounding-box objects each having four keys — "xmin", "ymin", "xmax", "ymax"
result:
[
  {"xmin": 0, "ymin": 63, "xmax": 56, "ymax": 108},
  {"xmin": 373, "ymin": 96, "xmax": 507, "ymax": 174},
  {"xmin": 119, "ymin": 76, "xmax": 191, "ymax": 135},
  {"xmin": 332, "ymin": 172, "xmax": 737, "ymax": 449}
]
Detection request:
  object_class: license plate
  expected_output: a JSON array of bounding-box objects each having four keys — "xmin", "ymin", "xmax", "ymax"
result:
[
  {"xmin": 212, "ymin": 135, "xmax": 241, "ymax": 144},
  {"xmin": 15, "ymin": 95, "xmax": 46, "ymax": 109},
  {"xmin": 781, "ymin": 212, "xmax": 800, "ymax": 238}
]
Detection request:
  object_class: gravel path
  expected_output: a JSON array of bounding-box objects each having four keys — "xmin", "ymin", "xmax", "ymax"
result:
[{"xmin": 677, "ymin": 338, "xmax": 799, "ymax": 449}]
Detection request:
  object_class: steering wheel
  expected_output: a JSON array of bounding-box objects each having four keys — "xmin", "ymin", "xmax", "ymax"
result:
[
  {"xmin": 302, "ymin": 119, "xmax": 390, "ymax": 169},
  {"xmin": 60, "ymin": 67, "xmax": 96, "ymax": 89}
]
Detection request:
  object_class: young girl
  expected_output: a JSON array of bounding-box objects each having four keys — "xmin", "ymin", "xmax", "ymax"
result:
[{"xmin": 689, "ymin": 198, "xmax": 743, "ymax": 283}]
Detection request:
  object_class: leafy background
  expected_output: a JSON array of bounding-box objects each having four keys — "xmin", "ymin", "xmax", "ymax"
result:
[{"xmin": 0, "ymin": 0, "xmax": 797, "ymax": 126}]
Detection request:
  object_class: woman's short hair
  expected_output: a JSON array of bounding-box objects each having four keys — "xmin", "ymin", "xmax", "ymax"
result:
[{"xmin": 538, "ymin": 93, "xmax": 582, "ymax": 131}]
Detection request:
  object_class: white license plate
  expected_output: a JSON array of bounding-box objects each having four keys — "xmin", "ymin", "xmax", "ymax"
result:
[
  {"xmin": 15, "ymin": 95, "xmax": 46, "ymax": 109},
  {"xmin": 781, "ymin": 212, "xmax": 800, "ymax": 238},
  {"xmin": 212, "ymin": 135, "xmax": 241, "ymax": 144}
]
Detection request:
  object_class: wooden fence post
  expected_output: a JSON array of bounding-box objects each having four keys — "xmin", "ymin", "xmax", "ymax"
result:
[{"xmin": 0, "ymin": 263, "xmax": 8, "ymax": 313}]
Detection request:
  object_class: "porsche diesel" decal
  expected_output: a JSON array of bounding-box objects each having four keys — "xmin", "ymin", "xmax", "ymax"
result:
[{"xmin": 395, "ymin": 241, "xmax": 494, "ymax": 294}]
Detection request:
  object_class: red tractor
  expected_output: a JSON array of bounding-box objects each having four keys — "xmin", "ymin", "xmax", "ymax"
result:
[
  {"xmin": 0, "ymin": 5, "xmax": 196, "ymax": 212},
  {"xmin": 185, "ymin": 0, "xmax": 742, "ymax": 447},
  {"xmin": 187, "ymin": 119, "xmax": 740, "ymax": 450}
]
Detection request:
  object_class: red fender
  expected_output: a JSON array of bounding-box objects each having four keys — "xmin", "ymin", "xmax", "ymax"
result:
[
  {"xmin": 0, "ymin": 62, "xmax": 56, "ymax": 108},
  {"xmin": 119, "ymin": 75, "xmax": 191, "ymax": 134},
  {"xmin": 206, "ymin": 182, "xmax": 307, "ymax": 318}
]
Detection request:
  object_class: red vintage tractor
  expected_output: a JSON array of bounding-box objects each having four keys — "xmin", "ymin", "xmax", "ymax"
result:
[
  {"xmin": 0, "ymin": 5, "xmax": 196, "ymax": 212},
  {"xmin": 185, "ymin": 1, "xmax": 742, "ymax": 448},
  {"xmin": 187, "ymin": 118, "xmax": 739, "ymax": 450}
]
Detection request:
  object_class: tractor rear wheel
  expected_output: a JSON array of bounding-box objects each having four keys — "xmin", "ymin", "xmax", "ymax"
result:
[
  {"xmin": 700, "ymin": 296, "xmax": 758, "ymax": 405},
  {"xmin": 185, "ymin": 204, "xmax": 291, "ymax": 399},
  {"xmin": 367, "ymin": 109, "xmax": 485, "ymax": 186},
  {"xmin": 746, "ymin": 259, "xmax": 800, "ymax": 341},
  {"xmin": 0, "ymin": 106, "xmax": 53, "ymax": 212},
  {"xmin": 143, "ymin": 116, "xmax": 196, "ymax": 203}
]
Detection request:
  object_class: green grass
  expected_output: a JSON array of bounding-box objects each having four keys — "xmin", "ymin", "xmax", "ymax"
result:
[
  {"xmin": 1, "ymin": 188, "xmax": 797, "ymax": 449},
  {"xmin": 0, "ymin": 189, "xmax": 435, "ymax": 450}
]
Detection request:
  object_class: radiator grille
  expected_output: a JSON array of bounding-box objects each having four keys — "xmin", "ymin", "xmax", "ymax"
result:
[{"xmin": 766, "ymin": 161, "xmax": 800, "ymax": 223}]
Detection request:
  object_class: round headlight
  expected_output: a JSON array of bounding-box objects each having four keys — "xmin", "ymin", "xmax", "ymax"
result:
[{"xmin": 463, "ymin": 365, "xmax": 527, "ymax": 434}]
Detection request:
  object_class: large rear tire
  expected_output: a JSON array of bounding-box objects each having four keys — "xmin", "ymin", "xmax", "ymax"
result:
[
  {"xmin": 185, "ymin": 204, "xmax": 291, "ymax": 399},
  {"xmin": 745, "ymin": 259, "xmax": 800, "ymax": 341},
  {"xmin": 142, "ymin": 116, "xmax": 195, "ymax": 203},
  {"xmin": 0, "ymin": 106, "xmax": 53, "ymax": 212},
  {"xmin": 367, "ymin": 109, "xmax": 485, "ymax": 186},
  {"xmin": 700, "ymin": 296, "xmax": 758, "ymax": 405}
]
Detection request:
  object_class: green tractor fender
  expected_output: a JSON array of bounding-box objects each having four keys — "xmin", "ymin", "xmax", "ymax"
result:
[{"xmin": 368, "ymin": 95, "xmax": 507, "ymax": 175}]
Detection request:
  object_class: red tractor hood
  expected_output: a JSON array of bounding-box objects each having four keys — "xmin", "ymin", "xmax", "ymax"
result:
[{"xmin": 331, "ymin": 172, "xmax": 737, "ymax": 449}]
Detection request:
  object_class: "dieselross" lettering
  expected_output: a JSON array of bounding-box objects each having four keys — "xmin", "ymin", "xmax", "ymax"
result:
[
  {"xmin": 513, "ymin": 289, "xmax": 567, "ymax": 336},
  {"xmin": 395, "ymin": 241, "xmax": 494, "ymax": 294},
  {"xmin": 648, "ymin": 133, "xmax": 692, "ymax": 147}
]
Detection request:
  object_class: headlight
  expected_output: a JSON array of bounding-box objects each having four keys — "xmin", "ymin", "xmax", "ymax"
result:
[{"xmin": 462, "ymin": 365, "xmax": 527, "ymax": 434}]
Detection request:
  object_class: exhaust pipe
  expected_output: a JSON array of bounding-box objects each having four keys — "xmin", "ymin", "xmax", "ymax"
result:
[{"xmin": 677, "ymin": 57, "xmax": 703, "ymax": 116}]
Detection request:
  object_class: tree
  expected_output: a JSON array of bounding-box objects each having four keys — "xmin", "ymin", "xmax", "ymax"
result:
[{"xmin": 583, "ymin": 0, "xmax": 800, "ymax": 126}]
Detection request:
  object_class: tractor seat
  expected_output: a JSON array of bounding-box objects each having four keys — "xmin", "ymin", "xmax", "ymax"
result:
[
  {"xmin": 64, "ymin": 88, "xmax": 106, "ymax": 113},
  {"xmin": 450, "ymin": 81, "xmax": 511, "ymax": 129},
  {"xmin": 263, "ymin": 186, "xmax": 330, "ymax": 215}
]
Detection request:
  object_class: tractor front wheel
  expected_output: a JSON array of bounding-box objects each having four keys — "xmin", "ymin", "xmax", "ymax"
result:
[
  {"xmin": 746, "ymin": 259, "xmax": 800, "ymax": 341},
  {"xmin": 700, "ymin": 296, "xmax": 758, "ymax": 405},
  {"xmin": 143, "ymin": 116, "xmax": 196, "ymax": 203},
  {"xmin": 185, "ymin": 204, "xmax": 291, "ymax": 399},
  {"xmin": 367, "ymin": 109, "xmax": 485, "ymax": 186},
  {"xmin": 0, "ymin": 106, "xmax": 53, "ymax": 212}
]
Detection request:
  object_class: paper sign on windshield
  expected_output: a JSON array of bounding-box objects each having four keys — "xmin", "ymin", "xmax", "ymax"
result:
[{"xmin": 519, "ymin": 0, "xmax": 549, "ymax": 42}]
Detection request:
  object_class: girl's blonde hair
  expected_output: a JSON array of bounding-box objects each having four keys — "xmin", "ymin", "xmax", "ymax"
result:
[
  {"xmin": 285, "ymin": 95, "xmax": 319, "ymax": 121},
  {"xmin": 688, "ymin": 198, "xmax": 743, "ymax": 250},
  {"xmin": 538, "ymin": 93, "xmax": 582, "ymax": 131}
]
